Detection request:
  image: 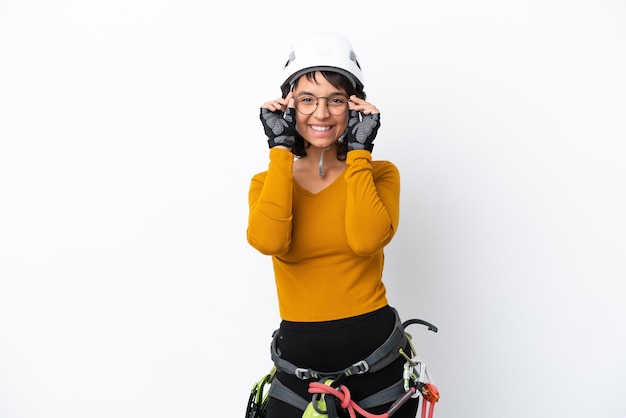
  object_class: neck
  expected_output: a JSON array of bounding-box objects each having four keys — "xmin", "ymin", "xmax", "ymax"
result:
[
  {"xmin": 306, "ymin": 143, "xmax": 338, "ymax": 160},
  {"xmin": 300, "ymin": 144, "xmax": 340, "ymax": 177}
]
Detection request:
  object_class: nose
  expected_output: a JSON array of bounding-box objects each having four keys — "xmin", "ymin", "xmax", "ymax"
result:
[{"xmin": 312, "ymin": 97, "xmax": 331, "ymax": 118}]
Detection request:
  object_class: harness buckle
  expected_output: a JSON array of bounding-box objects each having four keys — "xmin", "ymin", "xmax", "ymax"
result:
[
  {"xmin": 295, "ymin": 368, "xmax": 311, "ymax": 380},
  {"xmin": 351, "ymin": 360, "xmax": 370, "ymax": 375}
]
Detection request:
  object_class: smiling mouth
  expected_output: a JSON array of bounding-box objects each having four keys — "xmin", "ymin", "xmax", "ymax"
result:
[{"xmin": 310, "ymin": 125, "xmax": 332, "ymax": 132}]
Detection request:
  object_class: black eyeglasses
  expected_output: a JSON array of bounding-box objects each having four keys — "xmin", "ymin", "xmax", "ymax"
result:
[{"xmin": 294, "ymin": 94, "xmax": 349, "ymax": 116}]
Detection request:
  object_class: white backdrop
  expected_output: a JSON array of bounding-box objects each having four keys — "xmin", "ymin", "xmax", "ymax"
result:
[{"xmin": 1, "ymin": 1, "xmax": 625, "ymax": 417}]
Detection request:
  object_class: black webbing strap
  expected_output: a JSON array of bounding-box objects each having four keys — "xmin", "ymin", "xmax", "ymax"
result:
[
  {"xmin": 358, "ymin": 378, "xmax": 408, "ymax": 410},
  {"xmin": 270, "ymin": 308, "xmax": 408, "ymax": 380}
]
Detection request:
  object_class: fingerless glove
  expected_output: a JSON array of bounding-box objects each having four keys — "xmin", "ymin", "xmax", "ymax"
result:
[
  {"xmin": 260, "ymin": 107, "xmax": 297, "ymax": 150},
  {"xmin": 347, "ymin": 110, "xmax": 380, "ymax": 152}
]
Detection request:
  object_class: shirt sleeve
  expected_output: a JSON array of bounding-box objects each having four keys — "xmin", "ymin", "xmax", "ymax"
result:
[
  {"xmin": 247, "ymin": 148, "xmax": 294, "ymax": 255},
  {"xmin": 344, "ymin": 150, "xmax": 400, "ymax": 256}
]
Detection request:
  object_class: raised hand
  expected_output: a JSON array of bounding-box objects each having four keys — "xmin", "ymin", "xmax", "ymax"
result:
[
  {"xmin": 346, "ymin": 96, "xmax": 380, "ymax": 152},
  {"xmin": 260, "ymin": 92, "xmax": 297, "ymax": 150}
]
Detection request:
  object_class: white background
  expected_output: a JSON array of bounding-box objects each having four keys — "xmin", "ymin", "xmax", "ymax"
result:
[{"xmin": 1, "ymin": 1, "xmax": 625, "ymax": 417}]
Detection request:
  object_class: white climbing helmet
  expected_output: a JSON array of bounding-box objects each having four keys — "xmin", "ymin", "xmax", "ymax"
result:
[{"xmin": 282, "ymin": 32, "xmax": 365, "ymax": 88}]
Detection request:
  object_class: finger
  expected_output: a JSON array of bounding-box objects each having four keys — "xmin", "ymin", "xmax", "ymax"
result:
[
  {"xmin": 261, "ymin": 102, "xmax": 279, "ymax": 112},
  {"xmin": 349, "ymin": 96, "xmax": 379, "ymax": 114},
  {"xmin": 262, "ymin": 97, "xmax": 290, "ymax": 112},
  {"xmin": 352, "ymin": 106, "xmax": 378, "ymax": 115},
  {"xmin": 348, "ymin": 97, "xmax": 361, "ymax": 111},
  {"xmin": 361, "ymin": 107, "xmax": 380, "ymax": 115},
  {"xmin": 286, "ymin": 93, "xmax": 295, "ymax": 109}
]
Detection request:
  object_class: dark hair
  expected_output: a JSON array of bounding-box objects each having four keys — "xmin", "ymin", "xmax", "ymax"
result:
[{"xmin": 280, "ymin": 71, "xmax": 367, "ymax": 159}]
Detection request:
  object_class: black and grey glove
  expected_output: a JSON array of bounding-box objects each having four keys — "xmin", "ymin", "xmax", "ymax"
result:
[
  {"xmin": 346, "ymin": 110, "xmax": 380, "ymax": 152},
  {"xmin": 260, "ymin": 107, "xmax": 297, "ymax": 150}
]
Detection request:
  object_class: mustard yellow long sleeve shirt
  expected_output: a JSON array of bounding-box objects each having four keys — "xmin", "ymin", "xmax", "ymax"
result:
[{"xmin": 247, "ymin": 148, "xmax": 400, "ymax": 322}]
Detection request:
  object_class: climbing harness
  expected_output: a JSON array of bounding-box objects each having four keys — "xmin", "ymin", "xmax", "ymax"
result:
[{"xmin": 245, "ymin": 310, "xmax": 440, "ymax": 418}]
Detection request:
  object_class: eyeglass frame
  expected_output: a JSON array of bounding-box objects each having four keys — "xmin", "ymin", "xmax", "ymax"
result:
[{"xmin": 293, "ymin": 93, "xmax": 350, "ymax": 116}]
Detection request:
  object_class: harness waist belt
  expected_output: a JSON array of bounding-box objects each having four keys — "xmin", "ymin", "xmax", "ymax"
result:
[{"xmin": 270, "ymin": 308, "xmax": 407, "ymax": 380}]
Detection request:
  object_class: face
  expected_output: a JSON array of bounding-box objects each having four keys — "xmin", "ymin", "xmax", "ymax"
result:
[{"xmin": 292, "ymin": 72, "xmax": 349, "ymax": 149}]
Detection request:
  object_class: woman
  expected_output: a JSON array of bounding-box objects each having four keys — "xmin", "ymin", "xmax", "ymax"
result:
[{"xmin": 247, "ymin": 33, "xmax": 420, "ymax": 418}]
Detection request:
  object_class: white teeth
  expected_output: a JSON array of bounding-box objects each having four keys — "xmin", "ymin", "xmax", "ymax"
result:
[{"xmin": 311, "ymin": 125, "xmax": 331, "ymax": 132}]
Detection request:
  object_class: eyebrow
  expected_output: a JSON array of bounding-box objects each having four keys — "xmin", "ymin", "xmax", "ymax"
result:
[{"xmin": 295, "ymin": 90, "xmax": 348, "ymax": 97}]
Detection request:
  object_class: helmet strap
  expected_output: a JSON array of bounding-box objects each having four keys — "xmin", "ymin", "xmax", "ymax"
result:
[{"xmin": 318, "ymin": 144, "xmax": 335, "ymax": 177}]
